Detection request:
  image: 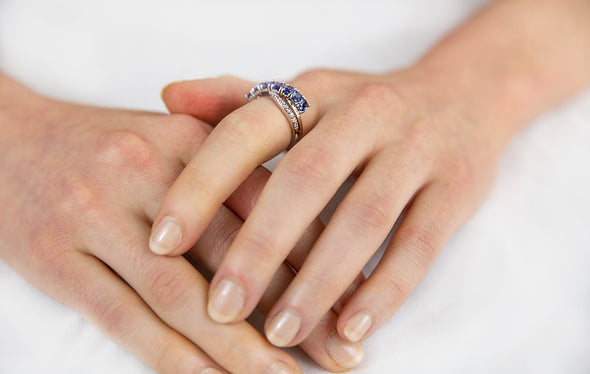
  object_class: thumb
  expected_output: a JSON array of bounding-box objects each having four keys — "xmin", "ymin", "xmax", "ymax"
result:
[{"xmin": 161, "ymin": 75, "xmax": 253, "ymax": 125}]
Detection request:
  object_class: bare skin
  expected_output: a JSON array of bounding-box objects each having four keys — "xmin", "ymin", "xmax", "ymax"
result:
[
  {"xmin": 0, "ymin": 73, "xmax": 364, "ymax": 373},
  {"xmin": 152, "ymin": 0, "xmax": 590, "ymax": 357}
]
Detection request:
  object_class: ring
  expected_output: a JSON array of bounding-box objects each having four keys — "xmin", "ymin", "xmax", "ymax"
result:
[{"xmin": 245, "ymin": 81, "xmax": 310, "ymax": 148}]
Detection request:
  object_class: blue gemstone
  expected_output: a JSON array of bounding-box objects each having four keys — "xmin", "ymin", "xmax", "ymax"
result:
[
  {"xmin": 283, "ymin": 86, "xmax": 294, "ymax": 97},
  {"xmin": 291, "ymin": 91, "xmax": 303, "ymax": 103},
  {"xmin": 300, "ymin": 100, "xmax": 309, "ymax": 112},
  {"xmin": 260, "ymin": 82, "xmax": 269, "ymax": 90},
  {"xmin": 252, "ymin": 87, "xmax": 259, "ymax": 94},
  {"xmin": 272, "ymin": 82, "xmax": 284, "ymax": 91}
]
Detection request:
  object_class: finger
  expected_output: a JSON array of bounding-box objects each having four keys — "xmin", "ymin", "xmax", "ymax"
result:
[
  {"xmin": 263, "ymin": 152, "xmax": 426, "ymax": 347},
  {"xmin": 337, "ymin": 183, "xmax": 468, "ymax": 343},
  {"xmin": 38, "ymin": 250, "xmax": 225, "ymax": 374},
  {"xmin": 150, "ymin": 78, "xmax": 324, "ymax": 258},
  {"xmin": 141, "ymin": 163, "xmax": 324, "ymax": 274},
  {"xmin": 207, "ymin": 116, "xmax": 376, "ymax": 324},
  {"xmin": 87, "ymin": 217, "xmax": 301, "ymax": 374},
  {"xmin": 224, "ymin": 165, "xmax": 328, "ymax": 273},
  {"xmin": 190, "ymin": 205, "xmax": 364, "ymax": 371},
  {"xmin": 224, "ymin": 166, "xmax": 368, "ymax": 311},
  {"xmin": 162, "ymin": 76, "xmax": 252, "ymax": 125}
]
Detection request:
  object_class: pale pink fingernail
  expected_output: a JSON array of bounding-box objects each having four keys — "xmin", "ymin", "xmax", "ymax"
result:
[
  {"xmin": 149, "ymin": 216, "xmax": 182, "ymax": 255},
  {"xmin": 265, "ymin": 309, "xmax": 302, "ymax": 347},
  {"xmin": 327, "ymin": 332, "xmax": 364, "ymax": 369},
  {"xmin": 343, "ymin": 312, "xmax": 373, "ymax": 342},
  {"xmin": 207, "ymin": 278, "xmax": 245, "ymax": 323}
]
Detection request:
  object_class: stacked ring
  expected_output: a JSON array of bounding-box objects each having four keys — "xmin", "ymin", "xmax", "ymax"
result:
[{"xmin": 245, "ymin": 81, "xmax": 310, "ymax": 148}]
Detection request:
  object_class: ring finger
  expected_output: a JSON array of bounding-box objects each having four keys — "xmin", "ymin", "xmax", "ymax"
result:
[{"xmin": 149, "ymin": 80, "xmax": 321, "ymax": 257}]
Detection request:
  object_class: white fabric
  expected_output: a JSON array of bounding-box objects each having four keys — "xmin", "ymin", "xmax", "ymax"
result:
[{"xmin": 1, "ymin": 1, "xmax": 589, "ymax": 373}]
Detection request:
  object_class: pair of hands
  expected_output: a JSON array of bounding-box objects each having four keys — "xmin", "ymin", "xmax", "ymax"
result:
[
  {"xmin": 0, "ymin": 61, "xmax": 503, "ymax": 373},
  {"xmin": 3, "ymin": 0, "xmax": 590, "ymax": 372}
]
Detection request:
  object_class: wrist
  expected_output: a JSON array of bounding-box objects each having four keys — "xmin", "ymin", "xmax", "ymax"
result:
[
  {"xmin": 0, "ymin": 74, "xmax": 58, "ymax": 146},
  {"xmin": 397, "ymin": 0, "xmax": 590, "ymax": 144}
]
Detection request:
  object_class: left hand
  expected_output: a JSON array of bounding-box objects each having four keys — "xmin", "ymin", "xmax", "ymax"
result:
[{"xmin": 150, "ymin": 66, "xmax": 508, "ymax": 348}]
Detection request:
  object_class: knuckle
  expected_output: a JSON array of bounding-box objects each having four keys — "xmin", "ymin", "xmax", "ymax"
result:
[
  {"xmin": 58, "ymin": 177, "xmax": 100, "ymax": 215},
  {"xmin": 447, "ymin": 157, "xmax": 478, "ymax": 191},
  {"xmin": 155, "ymin": 343, "xmax": 190, "ymax": 374},
  {"xmin": 397, "ymin": 226, "xmax": 441, "ymax": 271},
  {"xmin": 382, "ymin": 272, "xmax": 412, "ymax": 306},
  {"xmin": 353, "ymin": 82, "xmax": 406, "ymax": 113},
  {"xmin": 167, "ymin": 113, "xmax": 211, "ymax": 144},
  {"xmin": 216, "ymin": 227, "xmax": 239, "ymax": 262},
  {"xmin": 295, "ymin": 68, "xmax": 334, "ymax": 88},
  {"xmin": 91, "ymin": 297, "xmax": 130, "ymax": 336},
  {"xmin": 148, "ymin": 269, "xmax": 194, "ymax": 311},
  {"xmin": 344, "ymin": 192, "xmax": 395, "ymax": 235},
  {"xmin": 217, "ymin": 108, "xmax": 274, "ymax": 152},
  {"xmin": 200, "ymin": 213, "xmax": 240, "ymax": 266},
  {"xmin": 282, "ymin": 146, "xmax": 334, "ymax": 191},
  {"xmin": 238, "ymin": 231, "xmax": 280, "ymax": 264},
  {"xmin": 303, "ymin": 267, "xmax": 342, "ymax": 300},
  {"xmin": 97, "ymin": 130, "xmax": 159, "ymax": 171},
  {"xmin": 35, "ymin": 242, "xmax": 73, "ymax": 282}
]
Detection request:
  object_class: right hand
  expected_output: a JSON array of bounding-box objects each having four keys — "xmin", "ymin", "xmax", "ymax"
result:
[{"xmin": 0, "ymin": 75, "xmax": 363, "ymax": 373}]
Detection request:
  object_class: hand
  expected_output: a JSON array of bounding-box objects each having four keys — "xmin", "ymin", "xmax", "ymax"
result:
[
  {"xmin": 151, "ymin": 0, "xmax": 590, "ymax": 353},
  {"xmin": 0, "ymin": 75, "xmax": 363, "ymax": 373},
  {"xmin": 153, "ymin": 66, "xmax": 503, "ymax": 349}
]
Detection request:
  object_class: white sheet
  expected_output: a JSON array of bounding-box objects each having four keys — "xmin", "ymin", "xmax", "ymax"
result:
[{"xmin": 1, "ymin": 1, "xmax": 589, "ymax": 373}]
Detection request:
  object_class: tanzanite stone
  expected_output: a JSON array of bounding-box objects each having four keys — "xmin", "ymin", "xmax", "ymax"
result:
[
  {"xmin": 299, "ymin": 100, "xmax": 309, "ymax": 112},
  {"xmin": 260, "ymin": 82, "xmax": 269, "ymax": 91},
  {"xmin": 272, "ymin": 82, "xmax": 284, "ymax": 91},
  {"xmin": 291, "ymin": 91, "xmax": 303, "ymax": 103},
  {"xmin": 283, "ymin": 86, "xmax": 294, "ymax": 97}
]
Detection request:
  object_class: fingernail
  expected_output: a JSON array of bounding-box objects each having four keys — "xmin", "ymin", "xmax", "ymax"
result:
[
  {"xmin": 265, "ymin": 309, "xmax": 302, "ymax": 347},
  {"xmin": 200, "ymin": 368, "xmax": 223, "ymax": 374},
  {"xmin": 264, "ymin": 362, "xmax": 292, "ymax": 374},
  {"xmin": 327, "ymin": 332, "xmax": 364, "ymax": 369},
  {"xmin": 207, "ymin": 278, "xmax": 245, "ymax": 323},
  {"xmin": 343, "ymin": 312, "xmax": 373, "ymax": 342},
  {"xmin": 149, "ymin": 217, "xmax": 182, "ymax": 255}
]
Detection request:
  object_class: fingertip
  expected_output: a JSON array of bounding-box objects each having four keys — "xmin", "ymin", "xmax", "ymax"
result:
[
  {"xmin": 149, "ymin": 216, "xmax": 183, "ymax": 256},
  {"xmin": 341, "ymin": 311, "xmax": 373, "ymax": 343},
  {"xmin": 265, "ymin": 309, "xmax": 302, "ymax": 347},
  {"xmin": 207, "ymin": 278, "xmax": 246, "ymax": 323},
  {"xmin": 326, "ymin": 332, "xmax": 364, "ymax": 369}
]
